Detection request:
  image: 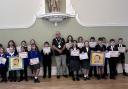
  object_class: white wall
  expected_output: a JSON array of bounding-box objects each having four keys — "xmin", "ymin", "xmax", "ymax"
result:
[{"xmin": 71, "ymin": 0, "xmax": 128, "ymax": 26}]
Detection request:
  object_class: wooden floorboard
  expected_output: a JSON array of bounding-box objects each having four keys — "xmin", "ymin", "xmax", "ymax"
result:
[{"xmin": 0, "ymin": 75, "xmax": 128, "ymax": 89}]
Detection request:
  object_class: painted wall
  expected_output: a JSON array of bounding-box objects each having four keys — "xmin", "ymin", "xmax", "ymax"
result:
[{"xmin": 0, "ymin": 18, "xmax": 128, "ymax": 63}]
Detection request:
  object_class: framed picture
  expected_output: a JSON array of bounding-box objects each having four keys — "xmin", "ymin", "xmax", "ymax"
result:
[
  {"xmin": 9, "ymin": 57, "xmax": 24, "ymax": 70},
  {"xmin": 90, "ymin": 52, "xmax": 105, "ymax": 66}
]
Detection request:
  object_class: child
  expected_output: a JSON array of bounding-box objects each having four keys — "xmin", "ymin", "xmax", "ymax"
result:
[
  {"xmin": 77, "ymin": 36, "xmax": 84, "ymax": 48},
  {"xmin": 7, "ymin": 47, "xmax": 18, "ymax": 82},
  {"xmin": 80, "ymin": 41, "xmax": 91, "ymax": 80},
  {"xmin": 102, "ymin": 37, "xmax": 109, "ymax": 77},
  {"xmin": 66, "ymin": 35, "xmax": 73, "ymax": 76},
  {"xmin": 41, "ymin": 42, "xmax": 52, "ymax": 78},
  {"xmin": 70, "ymin": 40, "xmax": 80, "ymax": 81},
  {"xmin": 116, "ymin": 38, "xmax": 128, "ymax": 76},
  {"xmin": 0, "ymin": 47, "xmax": 8, "ymax": 82},
  {"xmin": 18, "ymin": 46, "xmax": 29, "ymax": 82},
  {"xmin": 28, "ymin": 44, "xmax": 41, "ymax": 83},
  {"xmin": 107, "ymin": 39, "xmax": 118, "ymax": 80},
  {"xmin": 89, "ymin": 37, "xmax": 97, "ymax": 77},
  {"xmin": 95, "ymin": 38, "xmax": 106, "ymax": 80},
  {"xmin": 7, "ymin": 40, "xmax": 18, "ymax": 54}
]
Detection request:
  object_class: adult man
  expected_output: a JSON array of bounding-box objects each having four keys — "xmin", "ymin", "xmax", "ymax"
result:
[{"xmin": 52, "ymin": 31, "xmax": 67, "ymax": 79}]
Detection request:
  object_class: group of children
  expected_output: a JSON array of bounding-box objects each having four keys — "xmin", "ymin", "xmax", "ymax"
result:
[{"xmin": 0, "ymin": 36, "xmax": 128, "ymax": 83}]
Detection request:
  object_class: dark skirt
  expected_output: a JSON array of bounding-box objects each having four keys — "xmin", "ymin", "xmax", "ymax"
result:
[
  {"xmin": 30, "ymin": 63, "xmax": 40, "ymax": 70},
  {"xmin": 81, "ymin": 59, "xmax": 90, "ymax": 69},
  {"xmin": 70, "ymin": 56, "xmax": 80, "ymax": 71}
]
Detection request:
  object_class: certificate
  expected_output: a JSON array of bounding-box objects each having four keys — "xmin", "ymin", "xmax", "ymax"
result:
[
  {"xmin": 77, "ymin": 43, "xmax": 84, "ymax": 48},
  {"xmin": 66, "ymin": 43, "xmax": 72, "ymax": 49},
  {"xmin": 71, "ymin": 49, "xmax": 80, "ymax": 56},
  {"xmin": 79, "ymin": 53, "xmax": 88, "ymax": 60},
  {"xmin": 109, "ymin": 51, "xmax": 119, "ymax": 57},
  {"xmin": 89, "ymin": 42, "xmax": 97, "ymax": 48},
  {"xmin": 118, "ymin": 47, "xmax": 126, "ymax": 53},
  {"xmin": 30, "ymin": 58, "xmax": 39, "ymax": 65},
  {"xmin": 9, "ymin": 57, "xmax": 24, "ymax": 70},
  {"xmin": 43, "ymin": 47, "xmax": 51, "ymax": 54},
  {"xmin": 105, "ymin": 52, "xmax": 111, "ymax": 58},
  {"xmin": 19, "ymin": 52, "xmax": 28, "ymax": 58},
  {"xmin": 0, "ymin": 57, "xmax": 7, "ymax": 64},
  {"xmin": 17, "ymin": 46, "xmax": 21, "ymax": 52}
]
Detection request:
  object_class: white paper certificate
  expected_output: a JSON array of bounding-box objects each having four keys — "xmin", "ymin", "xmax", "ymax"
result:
[
  {"xmin": 19, "ymin": 52, "xmax": 28, "ymax": 58},
  {"xmin": 89, "ymin": 42, "xmax": 97, "ymax": 48},
  {"xmin": 71, "ymin": 49, "xmax": 80, "ymax": 56},
  {"xmin": 0, "ymin": 57, "xmax": 7, "ymax": 64},
  {"xmin": 118, "ymin": 47, "xmax": 126, "ymax": 53},
  {"xmin": 109, "ymin": 51, "xmax": 119, "ymax": 57},
  {"xmin": 30, "ymin": 58, "xmax": 39, "ymax": 65},
  {"xmin": 77, "ymin": 43, "xmax": 84, "ymax": 48},
  {"xmin": 43, "ymin": 47, "xmax": 51, "ymax": 54},
  {"xmin": 105, "ymin": 52, "xmax": 111, "ymax": 58},
  {"xmin": 79, "ymin": 53, "xmax": 88, "ymax": 60}
]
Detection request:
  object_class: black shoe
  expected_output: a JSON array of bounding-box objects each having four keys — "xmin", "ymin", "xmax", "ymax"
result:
[
  {"xmin": 123, "ymin": 72, "xmax": 128, "ymax": 76},
  {"xmin": 43, "ymin": 76, "xmax": 46, "ymax": 79},
  {"xmin": 18, "ymin": 79, "xmax": 23, "ymax": 82},
  {"xmin": 0, "ymin": 79, "xmax": 4, "ymax": 83},
  {"xmin": 57, "ymin": 75, "xmax": 60, "ymax": 79},
  {"xmin": 110, "ymin": 76, "xmax": 116, "ymax": 80},
  {"xmin": 63, "ymin": 75, "xmax": 68, "ymax": 78},
  {"xmin": 76, "ymin": 77, "xmax": 80, "ymax": 81},
  {"xmin": 97, "ymin": 75, "xmax": 101, "ymax": 80},
  {"xmin": 83, "ymin": 77, "xmax": 87, "ymax": 81},
  {"xmin": 25, "ymin": 78, "xmax": 28, "ymax": 81},
  {"xmin": 4, "ymin": 79, "xmax": 7, "ymax": 83},
  {"xmin": 86, "ymin": 76, "xmax": 90, "ymax": 80},
  {"xmin": 36, "ymin": 79, "xmax": 40, "ymax": 83},
  {"xmin": 48, "ymin": 76, "xmax": 51, "ymax": 78},
  {"xmin": 72, "ymin": 77, "xmax": 75, "ymax": 81},
  {"xmin": 34, "ymin": 78, "xmax": 37, "ymax": 83}
]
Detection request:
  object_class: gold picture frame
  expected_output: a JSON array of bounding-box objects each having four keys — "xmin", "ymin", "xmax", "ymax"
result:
[
  {"xmin": 90, "ymin": 52, "xmax": 105, "ymax": 66},
  {"xmin": 9, "ymin": 57, "xmax": 24, "ymax": 70}
]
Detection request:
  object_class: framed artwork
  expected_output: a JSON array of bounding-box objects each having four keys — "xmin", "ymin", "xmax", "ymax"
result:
[
  {"xmin": 9, "ymin": 57, "xmax": 24, "ymax": 70},
  {"xmin": 90, "ymin": 52, "xmax": 105, "ymax": 66}
]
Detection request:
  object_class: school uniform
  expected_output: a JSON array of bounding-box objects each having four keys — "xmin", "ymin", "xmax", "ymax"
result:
[
  {"xmin": 116, "ymin": 44, "xmax": 126, "ymax": 64},
  {"xmin": 6, "ymin": 52, "xmax": 18, "ymax": 82},
  {"xmin": 89, "ymin": 46, "xmax": 97, "ymax": 77},
  {"xmin": 28, "ymin": 50, "xmax": 41, "ymax": 70},
  {"xmin": 19, "ymin": 48, "xmax": 29, "ymax": 81},
  {"xmin": 107, "ymin": 45, "xmax": 118, "ymax": 79},
  {"xmin": 0, "ymin": 53, "xmax": 8, "ymax": 82},
  {"xmin": 95, "ymin": 44, "xmax": 106, "ymax": 79},
  {"xmin": 79, "ymin": 47, "xmax": 91, "ymax": 70},
  {"xmin": 41, "ymin": 48, "xmax": 52, "ymax": 78},
  {"xmin": 70, "ymin": 47, "xmax": 80, "ymax": 80},
  {"xmin": 65, "ymin": 42, "xmax": 73, "ymax": 76}
]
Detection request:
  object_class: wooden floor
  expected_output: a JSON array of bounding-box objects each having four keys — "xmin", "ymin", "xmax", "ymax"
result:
[{"xmin": 0, "ymin": 75, "xmax": 128, "ymax": 89}]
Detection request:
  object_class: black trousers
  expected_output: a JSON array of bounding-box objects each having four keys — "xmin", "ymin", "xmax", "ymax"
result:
[
  {"xmin": 89, "ymin": 66, "xmax": 97, "ymax": 77},
  {"xmin": 43, "ymin": 59, "xmax": 52, "ymax": 77},
  {"xmin": 0, "ymin": 67, "xmax": 8, "ymax": 80},
  {"xmin": 109, "ymin": 58, "xmax": 117, "ymax": 77},
  {"xmin": 104, "ymin": 58, "xmax": 108, "ymax": 76},
  {"xmin": 66, "ymin": 55, "xmax": 72, "ymax": 76},
  {"xmin": 9, "ymin": 70, "xmax": 17, "ymax": 81},
  {"xmin": 19, "ymin": 66, "xmax": 28, "ymax": 80}
]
